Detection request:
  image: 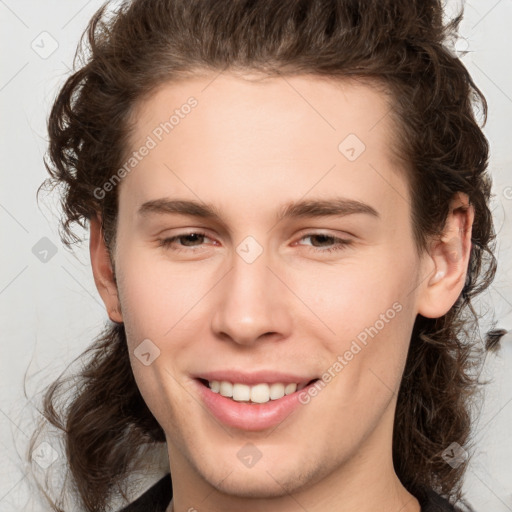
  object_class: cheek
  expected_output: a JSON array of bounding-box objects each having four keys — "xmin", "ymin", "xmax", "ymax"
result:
[
  {"xmin": 300, "ymin": 248, "xmax": 418, "ymax": 392},
  {"xmin": 116, "ymin": 248, "xmax": 218, "ymax": 345},
  {"xmin": 300, "ymin": 249, "xmax": 416, "ymax": 334}
]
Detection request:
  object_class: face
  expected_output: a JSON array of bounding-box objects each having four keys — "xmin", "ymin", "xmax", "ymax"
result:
[{"xmin": 90, "ymin": 73, "xmax": 466, "ymax": 504}]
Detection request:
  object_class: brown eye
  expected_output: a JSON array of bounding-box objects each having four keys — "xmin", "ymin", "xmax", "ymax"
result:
[
  {"xmin": 297, "ymin": 233, "xmax": 353, "ymax": 253},
  {"xmin": 158, "ymin": 232, "xmax": 213, "ymax": 251}
]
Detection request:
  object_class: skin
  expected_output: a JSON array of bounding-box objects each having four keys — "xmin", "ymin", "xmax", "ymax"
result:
[{"xmin": 89, "ymin": 73, "xmax": 474, "ymax": 512}]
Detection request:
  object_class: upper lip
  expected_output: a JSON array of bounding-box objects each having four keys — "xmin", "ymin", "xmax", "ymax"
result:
[{"xmin": 193, "ymin": 370, "xmax": 318, "ymax": 386}]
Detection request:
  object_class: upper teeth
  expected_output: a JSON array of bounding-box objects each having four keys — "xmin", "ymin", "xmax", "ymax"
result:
[{"xmin": 209, "ymin": 381, "xmax": 308, "ymax": 403}]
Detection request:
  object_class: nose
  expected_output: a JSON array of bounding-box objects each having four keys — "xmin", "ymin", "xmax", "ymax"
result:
[{"xmin": 210, "ymin": 242, "xmax": 293, "ymax": 347}]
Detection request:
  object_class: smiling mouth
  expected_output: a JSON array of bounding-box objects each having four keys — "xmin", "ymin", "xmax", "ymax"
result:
[{"xmin": 197, "ymin": 378, "xmax": 319, "ymax": 404}]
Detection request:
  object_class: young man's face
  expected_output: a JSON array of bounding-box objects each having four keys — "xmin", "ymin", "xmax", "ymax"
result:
[{"xmin": 90, "ymin": 73, "xmax": 468, "ymax": 509}]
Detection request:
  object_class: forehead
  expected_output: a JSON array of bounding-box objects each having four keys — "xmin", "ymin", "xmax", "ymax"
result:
[
  {"xmin": 129, "ymin": 72, "xmax": 399, "ymax": 158},
  {"xmin": 120, "ymin": 73, "xmax": 409, "ymax": 223}
]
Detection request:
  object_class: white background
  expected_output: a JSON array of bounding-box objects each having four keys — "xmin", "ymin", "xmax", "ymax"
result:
[{"xmin": 1, "ymin": 0, "xmax": 511, "ymax": 510}]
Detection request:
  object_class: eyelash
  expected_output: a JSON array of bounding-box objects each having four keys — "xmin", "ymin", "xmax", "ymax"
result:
[{"xmin": 157, "ymin": 231, "xmax": 353, "ymax": 254}]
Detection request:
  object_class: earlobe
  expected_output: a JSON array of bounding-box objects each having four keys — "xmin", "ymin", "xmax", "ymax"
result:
[
  {"xmin": 89, "ymin": 213, "xmax": 123, "ymax": 324},
  {"xmin": 417, "ymin": 193, "xmax": 474, "ymax": 319}
]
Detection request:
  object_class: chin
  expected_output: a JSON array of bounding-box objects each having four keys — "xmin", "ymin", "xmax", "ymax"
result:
[{"xmin": 198, "ymin": 458, "xmax": 319, "ymax": 500}]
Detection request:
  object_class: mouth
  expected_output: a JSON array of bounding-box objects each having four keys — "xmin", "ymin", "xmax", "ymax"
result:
[
  {"xmin": 194, "ymin": 376, "xmax": 322, "ymax": 431},
  {"xmin": 196, "ymin": 377, "xmax": 320, "ymax": 404}
]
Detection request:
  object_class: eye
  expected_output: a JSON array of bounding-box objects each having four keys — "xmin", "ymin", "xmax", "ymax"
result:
[
  {"xmin": 157, "ymin": 231, "xmax": 353, "ymax": 255},
  {"xmin": 158, "ymin": 231, "xmax": 214, "ymax": 253},
  {"xmin": 296, "ymin": 233, "xmax": 353, "ymax": 253}
]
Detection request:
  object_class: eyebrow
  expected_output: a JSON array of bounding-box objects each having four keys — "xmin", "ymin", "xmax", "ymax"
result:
[{"xmin": 137, "ymin": 197, "xmax": 380, "ymax": 221}]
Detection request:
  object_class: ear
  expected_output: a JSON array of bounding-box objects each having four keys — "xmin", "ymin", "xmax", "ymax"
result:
[
  {"xmin": 417, "ymin": 192, "xmax": 474, "ymax": 319},
  {"xmin": 89, "ymin": 213, "xmax": 123, "ymax": 323}
]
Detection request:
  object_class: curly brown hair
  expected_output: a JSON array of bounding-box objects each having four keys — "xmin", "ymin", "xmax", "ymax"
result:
[{"xmin": 28, "ymin": 0, "xmax": 506, "ymax": 510}]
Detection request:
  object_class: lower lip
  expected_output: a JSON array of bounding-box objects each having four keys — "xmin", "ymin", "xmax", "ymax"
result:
[{"xmin": 193, "ymin": 378, "xmax": 319, "ymax": 431}]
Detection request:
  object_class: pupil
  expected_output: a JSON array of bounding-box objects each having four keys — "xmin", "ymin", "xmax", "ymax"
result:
[
  {"xmin": 313, "ymin": 234, "xmax": 331, "ymax": 246},
  {"xmin": 183, "ymin": 234, "xmax": 202, "ymax": 246}
]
